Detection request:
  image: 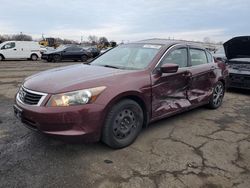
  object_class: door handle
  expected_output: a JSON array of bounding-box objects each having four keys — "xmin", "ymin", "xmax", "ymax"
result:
[
  {"xmin": 184, "ymin": 71, "xmax": 192, "ymax": 77},
  {"xmin": 13, "ymin": 49, "xmax": 17, "ymax": 51}
]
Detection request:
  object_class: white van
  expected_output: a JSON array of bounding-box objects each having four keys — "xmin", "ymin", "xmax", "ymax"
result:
[{"xmin": 0, "ymin": 41, "xmax": 41, "ymax": 61}]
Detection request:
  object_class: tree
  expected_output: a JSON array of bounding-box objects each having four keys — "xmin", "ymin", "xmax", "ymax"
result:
[
  {"xmin": 88, "ymin": 35, "xmax": 98, "ymax": 44},
  {"xmin": 203, "ymin": 37, "xmax": 211, "ymax": 44},
  {"xmin": 98, "ymin": 37, "xmax": 109, "ymax": 45},
  {"xmin": 110, "ymin": 41, "xmax": 117, "ymax": 47},
  {"xmin": 12, "ymin": 33, "xmax": 32, "ymax": 41},
  {"xmin": 0, "ymin": 34, "xmax": 13, "ymax": 42}
]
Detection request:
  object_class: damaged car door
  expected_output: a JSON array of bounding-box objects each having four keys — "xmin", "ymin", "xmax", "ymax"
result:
[
  {"xmin": 187, "ymin": 48, "xmax": 215, "ymax": 105},
  {"xmin": 151, "ymin": 46, "xmax": 192, "ymax": 119}
]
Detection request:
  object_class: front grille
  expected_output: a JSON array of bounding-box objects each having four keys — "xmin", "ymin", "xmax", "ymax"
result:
[
  {"xmin": 18, "ymin": 87, "xmax": 46, "ymax": 105},
  {"xmin": 229, "ymin": 73, "xmax": 250, "ymax": 89}
]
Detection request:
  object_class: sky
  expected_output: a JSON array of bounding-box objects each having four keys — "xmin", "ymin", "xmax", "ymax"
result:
[{"xmin": 0, "ymin": 0, "xmax": 249, "ymax": 43}]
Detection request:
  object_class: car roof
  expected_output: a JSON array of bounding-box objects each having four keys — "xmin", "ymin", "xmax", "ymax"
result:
[{"xmin": 135, "ymin": 38, "xmax": 206, "ymax": 49}]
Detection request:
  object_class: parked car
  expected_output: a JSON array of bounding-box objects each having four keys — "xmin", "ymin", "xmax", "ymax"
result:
[
  {"xmin": 82, "ymin": 46, "xmax": 100, "ymax": 58},
  {"xmin": 224, "ymin": 36, "xmax": 250, "ymax": 89},
  {"xmin": 41, "ymin": 46, "xmax": 91, "ymax": 62},
  {"xmin": 14, "ymin": 39, "xmax": 228, "ymax": 148},
  {"xmin": 0, "ymin": 41, "xmax": 41, "ymax": 61}
]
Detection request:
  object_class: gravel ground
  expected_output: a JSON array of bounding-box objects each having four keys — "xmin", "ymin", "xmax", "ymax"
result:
[{"xmin": 0, "ymin": 60, "xmax": 250, "ymax": 188}]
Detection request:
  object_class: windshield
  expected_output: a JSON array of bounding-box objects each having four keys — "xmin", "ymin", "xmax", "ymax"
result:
[{"xmin": 91, "ymin": 44, "xmax": 162, "ymax": 70}]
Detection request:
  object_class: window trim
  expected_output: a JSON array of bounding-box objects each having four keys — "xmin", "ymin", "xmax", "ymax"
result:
[{"xmin": 153, "ymin": 44, "xmax": 189, "ymax": 72}]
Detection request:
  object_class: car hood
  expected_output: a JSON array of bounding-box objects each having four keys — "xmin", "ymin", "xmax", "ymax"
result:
[
  {"xmin": 43, "ymin": 50, "xmax": 61, "ymax": 55},
  {"xmin": 223, "ymin": 36, "xmax": 250, "ymax": 59},
  {"xmin": 24, "ymin": 64, "xmax": 132, "ymax": 94}
]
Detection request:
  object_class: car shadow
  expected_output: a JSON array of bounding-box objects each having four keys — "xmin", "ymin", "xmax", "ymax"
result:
[
  {"xmin": 33, "ymin": 105, "xmax": 206, "ymax": 152},
  {"xmin": 227, "ymin": 88, "xmax": 250, "ymax": 95}
]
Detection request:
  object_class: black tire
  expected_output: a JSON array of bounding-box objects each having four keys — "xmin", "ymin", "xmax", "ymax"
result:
[
  {"xmin": 208, "ymin": 81, "xmax": 225, "ymax": 109},
  {"xmin": 102, "ymin": 99, "xmax": 143, "ymax": 149},
  {"xmin": 0, "ymin": 55, "xmax": 4, "ymax": 61},
  {"xmin": 53, "ymin": 55, "xmax": 61, "ymax": 62},
  {"xmin": 31, "ymin": 54, "xmax": 38, "ymax": 61},
  {"xmin": 80, "ymin": 55, "xmax": 88, "ymax": 62}
]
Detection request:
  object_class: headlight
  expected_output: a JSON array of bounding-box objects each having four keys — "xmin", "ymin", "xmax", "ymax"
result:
[{"xmin": 47, "ymin": 86, "xmax": 106, "ymax": 107}]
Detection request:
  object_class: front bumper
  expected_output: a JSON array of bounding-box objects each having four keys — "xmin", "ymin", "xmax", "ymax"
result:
[
  {"xmin": 14, "ymin": 98, "xmax": 106, "ymax": 142},
  {"xmin": 228, "ymin": 73, "xmax": 250, "ymax": 89},
  {"xmin": 41, "ymin": 54, "xmax": 50, "ymax": 61}
]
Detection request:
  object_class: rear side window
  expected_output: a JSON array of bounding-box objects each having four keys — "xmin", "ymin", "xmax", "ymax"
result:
[
  {"xmin": 190, "ymin": 49, "xmax": 208, "ymax": 66},
  {"xmin": 206, "ymin": 51, "xmax": 213, "ymax": 63},
  {"xmin": 65, "ymin": 47, "xmax": 75, "ymax": 51},
  {"xmin": 161, "ymin": 48, "xmax": 188, "ymax": 68}
]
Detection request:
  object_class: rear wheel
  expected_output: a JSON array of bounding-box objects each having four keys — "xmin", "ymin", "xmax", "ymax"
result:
[
  {"xmin": 102, "ymin": 99, "xmax": 143, "ymax": 149},
  {"xmin": 208, "ymin": 81, "xmax": 225, "ymax": 109},
  {"xmin": 0, "ymin": 55, "xmax": 3, "ymax": 61},
  {"xmin": 53, "ymin": 55, "xmax": 61, "ymax": 62},
  {"xmin": 80, "ymin": 55, "xmax": 88, "ymax": 62},
  {"xmin": 31, "ymin": 54, "xmax": 38, "ymax": 61}
]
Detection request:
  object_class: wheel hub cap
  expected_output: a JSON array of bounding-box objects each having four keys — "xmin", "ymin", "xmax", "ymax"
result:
[{"xmin": 113, "ymin": 109, "xmax": 136, "ymax": 139}]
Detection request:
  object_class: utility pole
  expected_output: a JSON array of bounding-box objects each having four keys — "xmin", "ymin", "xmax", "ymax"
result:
[
  {"xmin": 20, "ymin": 32, "xmax": 23, "ymax": 41},
  {"xmin": 81, "ymin": 36, "xmax": 83, "ymax": 44}
]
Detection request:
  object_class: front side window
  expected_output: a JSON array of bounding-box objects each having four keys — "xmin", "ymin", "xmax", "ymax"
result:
[
  {"xmin": 190, "ymin": 49, "xmax": 208, "ymax": 66},
  {"xmin": 91, "ymin": 44, "xmax": 162, "ymax": 70},
  {"xmin": 1, "ymin": 42, "xmax": 15, "ymax": 50},
  {"xmin": 64, "ymin": 47, "xmax": 73, "ymax": 51},
  {"xmin": 160, "ymin": 48, "xmax": 188, "ymax": 68}
]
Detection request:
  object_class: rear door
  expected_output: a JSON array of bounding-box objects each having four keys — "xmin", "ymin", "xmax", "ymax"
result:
[
  {"xmin": 151, "ymin": 45, "xmax": 192, "ymax": 119},
  {"xmin": 187, "ymin": 47, "xmax": 215, "ymax": 105}
]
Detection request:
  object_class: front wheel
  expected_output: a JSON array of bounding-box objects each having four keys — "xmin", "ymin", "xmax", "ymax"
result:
[
  {"xmin": 53, "ymin": 55, "xmax": 61, "ymax": 62},
  {"xmin": 102, "ymin": 99, "xmax": 143, "ymax": 149},
  {"xmin": 31, "ymin": 54, "xmax": 38, "ymax": 61},
  {"xmin": 208, "ymin": 81, "xmax": 225, "ymax": 109},
  {"xmin": 80, "ymin": 55, "xmax": 88, "ymax": 62}
]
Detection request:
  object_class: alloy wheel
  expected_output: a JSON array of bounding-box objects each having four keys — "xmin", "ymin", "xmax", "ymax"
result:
[{"xmin": 213, "ymin": 83, "xmax": 224, "ymax": 106}]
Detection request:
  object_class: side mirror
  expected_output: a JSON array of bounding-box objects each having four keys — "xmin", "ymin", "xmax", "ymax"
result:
[{"xmin": 160, "ymin": 63, "xmax": 179, "ymax": 73}]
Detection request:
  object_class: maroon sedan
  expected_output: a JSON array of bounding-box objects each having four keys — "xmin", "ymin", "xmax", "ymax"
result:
[{"xmin": 14, "ymin": 39, "xmax": 228, "ymax": 148}]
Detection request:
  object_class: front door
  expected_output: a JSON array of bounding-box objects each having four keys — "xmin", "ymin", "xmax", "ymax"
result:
[
  {"xmin": 62, "ymin": 47, "xmax": 81, "ymax": 60},
  {"xmin": 151, "ymin": 46, "xmax": 192, "ymax": 120},
  {"xmin": 0, "ymin": 42, "xmax": 19, "ymax": 59}
]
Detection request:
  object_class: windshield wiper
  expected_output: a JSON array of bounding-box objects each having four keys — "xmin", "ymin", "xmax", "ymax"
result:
[{"xmin": 102, "ymin": 65, "xmax": 120, "ymax": 69}]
